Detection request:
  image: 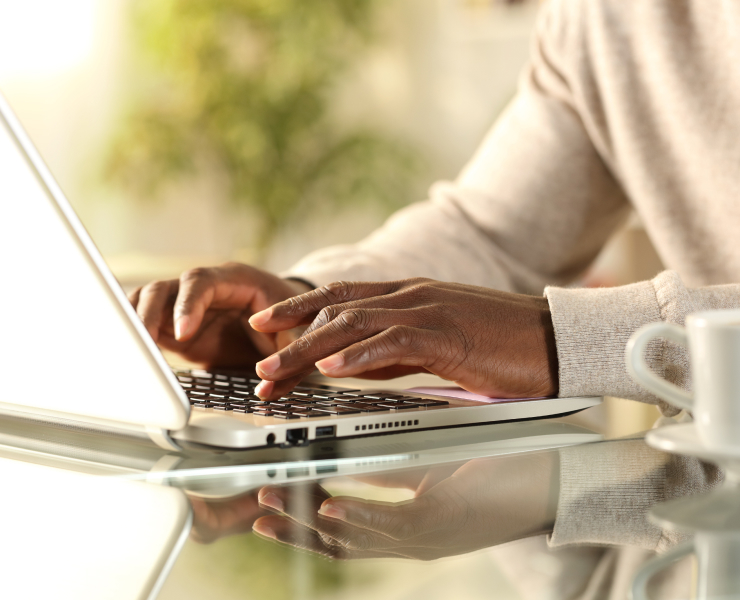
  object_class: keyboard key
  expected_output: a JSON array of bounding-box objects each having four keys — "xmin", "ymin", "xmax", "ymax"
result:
[
  {"xmin": 375, "ymin": 402, "xmax": 420, "ymax": 410},
  {"xmin": 403, "ymin": 398, "xmax": 449, "ymax": 407},
  {"xmin": 231, "ymin": 377, "xmax": 248, "ymax": 383},
  {"xmin": 272, "ymin": 413, "xmax": 300, "ymax": 419},
  {"xmin": 191, "ymin": 371, "xmax": 213, "ymax": 378},
  {"xmin": 314, "ymin": 406, "xmax": 362, "ymax": 415},
  {"xmin": 232, "ymin": 407, "xmax": 251, "ymax": 413},
  {"xmin": 299, "ymin": 411, "xmax": 331, "ymax": 418},
  {"xmin": 213, "ymin": 405, "xmax": 233, "ymax": 411},
  {"xmin": 353, "ymin": 404, "xmax": 391, "ymax": 413},
  {"xmin": 230, "ymin": 389, "xmax": 253, "ymax": 396}
]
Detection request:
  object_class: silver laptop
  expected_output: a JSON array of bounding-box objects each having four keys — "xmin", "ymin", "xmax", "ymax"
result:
[{"xmin": 0, "ymin": 91, "xmax": 601, "ymax": 451}]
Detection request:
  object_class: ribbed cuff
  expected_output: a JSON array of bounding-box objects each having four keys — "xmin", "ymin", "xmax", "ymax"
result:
[
  {"xmin": 549, "ymin": 440, "xmax": 668, "ymax": 550},
  {"xmin": 544, "ymin": 281, "xmax": 664, "ymax": 404}
]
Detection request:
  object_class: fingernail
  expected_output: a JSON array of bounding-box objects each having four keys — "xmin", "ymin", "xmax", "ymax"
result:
[
  {"xmin": 255, "ymin": 380, "xmax": 272, "ymax": 398},
  {"xmin": 249, "ymin": 308, "xmax": 272, "ymax": 328},
  {"xmin": 253, "ymin": 523, "xmax": 276, "ymax": 540},
  {"xmin": 316, "ymin": 354, "xmax": 344, "ymax": 374},
  {"xmin": 256, "ymin": 354, "xmax": 281, "ymax": 376},
  {"xmin": 318, "ymin": 502, "xmax": 346, "ymax": 520},
  {"xmin": 259, "ymin": 493, "xmax": 284, "ymax": 512},
  {"xmin": 174, "ymin": 315, "xmax": 190, "ymax": 340}
]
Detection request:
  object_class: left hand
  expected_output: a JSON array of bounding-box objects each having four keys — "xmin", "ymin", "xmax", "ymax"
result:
[
  {"xmin": 189, "ymin": 492, "xmax": 266, "ymax": 544},
  {"xmin": 248, "ymin": 278, "xmax": 558, "ymax": 400}
]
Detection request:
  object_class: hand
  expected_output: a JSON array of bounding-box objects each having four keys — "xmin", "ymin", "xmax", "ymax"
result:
[
  {"xmin": 249, "ymin": 278, "xmax": 558, "ymax": 399},
  {"xmin": 252, "ymin": 452, "xmax": 559, "ymax": 560},
  {"xmin": 189, "ymin": 492, "xmax": 266, "ymax": 544},
  {"xmin": 128, "ymin": 262, "xmax": 311, "ymax": 368}
]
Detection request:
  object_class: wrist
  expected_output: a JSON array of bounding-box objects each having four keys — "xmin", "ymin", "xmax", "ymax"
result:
[
  {"xmin": 283, "ymin": 277, "xmax": 315, "ymax": 296},
  {"xmin": 539, "ymin": 297, "xmax": 559, "ymax": 396}
]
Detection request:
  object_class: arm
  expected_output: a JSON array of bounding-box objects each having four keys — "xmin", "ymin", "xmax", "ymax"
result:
[
  {"xmin": 286, "ymin": 0, "xmax": 630, "ymax": 294},
  {"xmin": 551, "ymin": 435, "xmax": 723, "ymax": 551}
]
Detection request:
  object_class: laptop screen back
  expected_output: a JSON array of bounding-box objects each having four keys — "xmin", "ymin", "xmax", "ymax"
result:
[{"xmin": 0, "ymin": 93, "xmax": 189, "ymax": 431}]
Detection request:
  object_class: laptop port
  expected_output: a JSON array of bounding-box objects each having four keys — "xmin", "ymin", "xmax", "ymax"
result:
[
  {"xmin": 315, "ymin": 426, "xmax": 335, "ymax": 438},
  {"xmin": 285, "ymin": 428, "xmax": 308, "ymax": 446},
  {"xmin": 316, "ymin": 463, "xmax": 338, "ymax": 475},
  {"xmin": 287, "ymin": 466, "xmax": 310, "ymax": 478}
]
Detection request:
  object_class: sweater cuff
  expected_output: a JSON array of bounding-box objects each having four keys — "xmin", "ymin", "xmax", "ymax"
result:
[
  {"xmin": 544, "ymin": 281, "xmax": 665, "ymax": 404},
  {"xmin": 548, "ymin": 440, "xmax": 669, "ymax": 550}
]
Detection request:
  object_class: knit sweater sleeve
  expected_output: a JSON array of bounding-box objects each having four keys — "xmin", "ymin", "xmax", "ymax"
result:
[
  {"xmin": 285, "ymin": 0, "xmax": 629, "ymax": 296},
  {"xmin": 545, "ymin": 271, "xmax": 740, "ymax": 414}
]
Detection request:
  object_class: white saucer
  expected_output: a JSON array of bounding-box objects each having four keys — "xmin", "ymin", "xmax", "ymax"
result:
[
  {"xmin": 647, "ymin": 423, "xmax": 740, "ymax": 480},
  {"xmin": 649, "ymin": 484, "xmax": 740, "ymax": 532}
]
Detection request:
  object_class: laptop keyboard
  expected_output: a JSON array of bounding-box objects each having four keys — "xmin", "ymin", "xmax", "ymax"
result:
[{"xmin": 174, "ymin": 369, "xmax": 449, "ymax": 419}]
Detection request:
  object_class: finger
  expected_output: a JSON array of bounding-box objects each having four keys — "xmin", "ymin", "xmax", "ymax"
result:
[
  {"xmin": 253, "ymin": 516, "xmax": 393, "ymax": 559},
  {"xmin": 173, "ymin": 265, "xmax": 264, "ymax": 342},
  {"xmin": 255, "ymin": 309, "xmax": 419, "ymax": 381},
  {"xmin": 249, "ymin": 279, "xmax": 409, "ymax": 332},
  {"xmin": 258, "ymin": 485, "xmax": 368, "ymax": 548},
  {"xmin": 189, "ymin": 493, "xmax": 263, "ymax": 544},
  {"xmin": 258, "ymin": 484, "xmax": 331, "ymax": 529},
  {"xmin": 318, "ymin": 496, "xmax": 434, "ymax": 542},
  {"xmin": 135, "ymin": 279, "xmax": 178, "ymax": 342},
  {"xmin": 315, "ymin": 326, "xmax": 436, "ymax": 378},
  {"xmin": 254, "ymin": 373, "xmax": 307, "ymax": 400},
  {"xmin": 128, "ymin": 286, "xmax": 142, "ymax": 309}
]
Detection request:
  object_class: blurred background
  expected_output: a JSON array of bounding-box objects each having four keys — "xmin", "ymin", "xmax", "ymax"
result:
[
  {"xmin": 0, "ymin": 0, "xmax": 540, "ymax": 282},
  {"xmin": 0, "ymin": 1, "xmax": 662, "ymax": 597}
]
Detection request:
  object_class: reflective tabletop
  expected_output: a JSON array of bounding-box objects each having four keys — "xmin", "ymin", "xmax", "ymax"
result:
[{"xmin": 0, "ymin": 403, "xmax": 729, "ymax": 600}]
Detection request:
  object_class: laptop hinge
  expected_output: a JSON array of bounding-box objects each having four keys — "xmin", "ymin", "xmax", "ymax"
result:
[{"xmin": 146, "ymin": 426, "xmax": 183, "ymax": 452}]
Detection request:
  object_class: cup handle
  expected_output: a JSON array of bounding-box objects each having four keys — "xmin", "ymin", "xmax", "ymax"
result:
[
  {"xmin": 630, "ymin": 541, "xmax": 695, "ymax": 600},
  {"xmin": 625, "ymin": 322, "xmax": 694, "ymax": 412}
]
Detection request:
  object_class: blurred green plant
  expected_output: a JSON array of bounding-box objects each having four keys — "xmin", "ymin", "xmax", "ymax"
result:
[{"xmin": 105, "ymin": 0, "xmax": 422, "ymax": 254}]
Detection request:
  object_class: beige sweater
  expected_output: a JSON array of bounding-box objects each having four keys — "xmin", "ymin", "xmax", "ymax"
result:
[
  {"xmin": 287, "ymin": 0, "xmax": 740, "ymax": 416},
  {"xmin": 286, "ymin": 0, "xmax": 738, "ymax": 563}
]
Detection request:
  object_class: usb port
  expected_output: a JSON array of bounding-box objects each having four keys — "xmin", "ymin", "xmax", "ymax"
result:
[
  {"xmin": 315, "ymin": 425, "xmax": 335, "ymax": 438},
  {"xmin": 316, "ymin": 463, "xmax": 338, "ymax": 475}
]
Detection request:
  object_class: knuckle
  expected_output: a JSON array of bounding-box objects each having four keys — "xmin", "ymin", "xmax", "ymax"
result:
[
  {"xmin": 379, "ymin": 512, "xmax": 418, "ymax": 541},
  {"xmin": 315, "ymin": 305, "xmax": 342, "ymax": 327},
  {"xmin": 335, "ymin": 309, "xmax": 370, "ymax": 334},
  {"xmin": 322, "ymin": 280, "xmax": 355, "ymax": 303},
  {"xmin": 141, "ymin": 280, "xmax": 170, "ymax": 297},
  {"xmin": 386, "ymin": 325, "xmax": 414, "ymax": 349},
  {"xmin": 291, "ymin": 336, "xmax": 312, "ymax": 355},
  {"xmin": 345, "ymin": 531, "xmax": 376, "ymax": 552},
  {"xmin": 181, "ymin": 267, "xmax": 211, "ymax": 283},
  {"xmin": 285, "ymin": 294, "xmax": 308, "ymax": 315}
]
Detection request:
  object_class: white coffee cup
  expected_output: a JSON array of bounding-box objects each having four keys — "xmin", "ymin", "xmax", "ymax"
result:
[{"xmin": 626, "ymin": 309, "xmax": 740, "ymax": 453}]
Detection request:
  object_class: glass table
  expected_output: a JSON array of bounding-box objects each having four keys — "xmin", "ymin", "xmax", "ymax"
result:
[{"xmin": 0, "ymin": 403, "xmax": 730, "ymax": 600}]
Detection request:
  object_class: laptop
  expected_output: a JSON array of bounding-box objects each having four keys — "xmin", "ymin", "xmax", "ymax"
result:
[{"xmin": 0, "ymin": 91, "xmax": 601, "ymax": 451}]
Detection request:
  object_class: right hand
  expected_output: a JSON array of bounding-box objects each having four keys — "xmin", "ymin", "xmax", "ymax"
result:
[
  {"xmin": 128, "ymin": 262, "xmax": 311, "ymax": 368},
  {"xmin": 253, "ymin": 452, "xmax": 559, "ymax": 560}
]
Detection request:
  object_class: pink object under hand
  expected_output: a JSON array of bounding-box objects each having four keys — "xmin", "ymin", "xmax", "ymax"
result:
[{"xmin": 405, "ymin": 387, "xmax": 546, "ymax": 404}]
